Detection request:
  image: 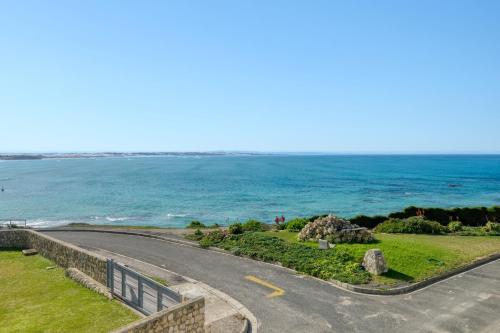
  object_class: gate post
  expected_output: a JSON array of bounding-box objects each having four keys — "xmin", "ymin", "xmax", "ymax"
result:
[
  {"xmin": 138, "ymin": 277, "xmax": 143, "ymax": 308},
  {"xmin": 157, "ymin": 289, "xmax": 163, "ymax": 312},
  {"xmin": 107, "ymin": 259, "xmax": 114, "ymax": 291}
]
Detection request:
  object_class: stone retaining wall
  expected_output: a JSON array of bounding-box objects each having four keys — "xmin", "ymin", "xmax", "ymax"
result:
[
  {"xmin": 111, "ymin": 297, "xmax": 205, "ymax": 333},
  {"xmin": 0, "ymin": 229, "xmax": 107, "ymax": 285},
  {"xmin": 0, "ymin": 229, "xmax": 30, "ymax": 248},
  {"xmin": 1, "ymin": 229, "xmax": 206, "ymax": 332}
]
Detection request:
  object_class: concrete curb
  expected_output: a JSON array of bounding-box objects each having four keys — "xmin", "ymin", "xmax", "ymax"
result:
[
  {"xmin": 196, "ymin": 281, "xmax": 258, "ymax": 332},
  {"xmin": 330, "ymin": 252, "xmax": 500, "ymax": 295},
  {"xmin": 240, "ymin": 318, "xmax": 249, "ymax": 333},
  {"xmin": 41, "ymin": 228, "xmax": 500, "ymax": 296}
]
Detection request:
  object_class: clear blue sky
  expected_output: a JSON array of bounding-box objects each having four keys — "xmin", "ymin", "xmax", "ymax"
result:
[{"xmin": 1, "ymin": 1, "xmax": 499, "ymax": 153}]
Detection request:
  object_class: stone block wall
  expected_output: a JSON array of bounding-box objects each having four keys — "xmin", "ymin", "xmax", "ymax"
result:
[
  {"xmin": 112, "ymin": 297, "xmax": 205, "ymax": 333},
  {"xmin": 0, "ymin": 229, "xmax": 30, "ymax": 248},
  {"xmin": 0, "ymin": 229, "xmax": 107, "ymax": 285}
]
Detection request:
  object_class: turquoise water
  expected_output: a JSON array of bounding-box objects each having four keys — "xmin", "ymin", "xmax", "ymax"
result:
[{"xmin": 1, "ymin": 155, "xmax": 499, "ymax": 228}]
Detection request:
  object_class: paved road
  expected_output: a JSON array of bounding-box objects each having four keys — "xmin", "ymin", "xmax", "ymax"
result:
[{"xmin": 46, "ymin": 231, "xmax": 500, "ymax": 333}]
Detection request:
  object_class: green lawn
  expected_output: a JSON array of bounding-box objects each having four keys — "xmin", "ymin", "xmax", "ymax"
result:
[
  {"xmin": 263, "ymin": 231, "xmax": 500, "ymax": 286},
  {"xmin": 0, "ymin": 250, "xmax": 139, "ymax": 333}
]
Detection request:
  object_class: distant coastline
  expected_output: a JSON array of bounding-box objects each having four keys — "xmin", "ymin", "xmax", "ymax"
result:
[
  {"xmin": 2, "ymin": 152, "xmax": 500, "ymax": 161},
  {"xmin": 0, "ymin": 152, "xmax": 267, "ymax": 160}
]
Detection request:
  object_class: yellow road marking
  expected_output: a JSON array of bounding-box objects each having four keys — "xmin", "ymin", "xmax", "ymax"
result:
[{"xmin": 245, "ymin": 275, "xmax": 285, "ymax": 298}]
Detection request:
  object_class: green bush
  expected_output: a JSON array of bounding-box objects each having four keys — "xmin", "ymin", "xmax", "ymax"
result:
[
  {"xmin": 350, "ymin": 215, "xmax": 387, "ymax": 229},
  {"xmin": 242, "ymin": 220, "xmax": 266, "ymax": 232},
  {"xmin": 228, "ymin": 223, "xmax": 244, "ymax": 234},
  {"xmin": 448, "ymin": 221, "xmax": 463, "ymax": 232},
  {"xmin": 388, "ymin": 206, "xmax": 500, "ymax": 227},
  {"xmin": 185, "ymin": 228, "xmax": 204, "ymax": 241},
  {"xmin": 205, "ymin": 229, "xmax": 227, "ymax": 242},
  {"xmin": 275, "ymin": 222, "xmax": 287, "ymax": 230},
  {"xmin": 484, "ymin": 221, "xmax": 500, "ymax": 233},
  {"xmin": 199, "ymin": 238, "xmax": 212, "ymax": 248},
  {"xmin": 347, "ymin": 205, "xmax": 500, "ymax": 229},
  {"xmin": 374, "ymin": 217, "xmax": 445, "ymax": 234},
  {"xmin": 197, "ymin": 232, "xmax": 370, "ymax": 284},
  {"xmin": 285, "ymin": 218, "xmax": 309, "ymax": 232},
  {"xmin": 186, "ymin": 220, "xmax": 206, "ymax": 229},
  {"xmin": 455, "ymin": 226, "xmax": 500, "ymax": 236}
]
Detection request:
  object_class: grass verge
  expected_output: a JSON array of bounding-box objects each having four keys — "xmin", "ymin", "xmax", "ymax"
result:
[
  {"xmin": 0, "ymin": 250, "xmax": 139, "ymax": 333},
  {"xmin": 198, "ymin": 231, "xmax": 370, "ymax": 284},
  {"xmin": 263, "ymin": 231, "xmax": 500, "ymax": 285}
]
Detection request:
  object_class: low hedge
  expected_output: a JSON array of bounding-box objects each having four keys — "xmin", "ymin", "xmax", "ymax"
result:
[
  {"xmin": 455, "ymin": 226, "xmax": 500, "ymax": 236},
  {"xmin": 388, "ymin": 206, "xmax": 500, "ymax": 227},
  {"xmin": 197, "ymin": 231, "xmax": 370, "ymax": 284},
  {"xmin": 186, "ymin": 221, "xmax": 206, "ymax": 229},
  {"xmin": 285, "ymin": 218, "xmax": 309, "ymax": 232},
  {"xmin": 374, "ymin": 217, "xmax": 445, "ymax": 234},
  {"xmin": 242, "ymin": 220, "xmax": 266, "ymax": 232},
  {"xmin": 351, "ymin": 206, "xmax": 500, "ymax": 228},
  {"xmin": 228, "ymin": 220, "xmax": 266, "ymax": 234}
]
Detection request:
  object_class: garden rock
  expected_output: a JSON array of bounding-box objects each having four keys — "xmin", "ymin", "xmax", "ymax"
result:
[
  {"xmin": 22, "ymin": 249, "xmax": 38, "ymax": 256},
  {"xmin": 318, "ymin": 239, "xmax": 329, "ymax": 249},
  {"xmin": 362, "ymin": 249, "xmax": 388, "ymax": 275}
]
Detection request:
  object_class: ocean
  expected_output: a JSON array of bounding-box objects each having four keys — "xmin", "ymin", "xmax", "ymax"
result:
[{"xmin": 1, "ymin": 155, "xmax": 499, "ymax": 228}]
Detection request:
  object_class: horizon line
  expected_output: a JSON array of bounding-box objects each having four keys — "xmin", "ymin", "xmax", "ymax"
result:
[{"xmin": 2, "ymin": 151, "xmax": 500, "ymax": 156}]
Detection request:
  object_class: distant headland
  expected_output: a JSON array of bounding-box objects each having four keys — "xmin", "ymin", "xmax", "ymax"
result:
[{"xmin": 0, "ymin": 152, "xmax": 267, "ymax": 160}]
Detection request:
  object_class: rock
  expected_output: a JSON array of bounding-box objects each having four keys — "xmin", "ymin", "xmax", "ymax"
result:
[
  {"xmin": 318, "ymin": 239, "xmax": 329, "ymax": 249},
  {"xmin": 362, "ymin": 249, "xmax": 388, "ymax": 275},
  {"xmin": 22, "ymin": 249, "xmax": 38, "ymax": 256}
]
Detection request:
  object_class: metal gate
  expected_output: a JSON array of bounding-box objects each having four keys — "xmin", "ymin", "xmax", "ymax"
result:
[{"xmin": 107, "ymin": 259, "xmax": 182, "ymax": 315}]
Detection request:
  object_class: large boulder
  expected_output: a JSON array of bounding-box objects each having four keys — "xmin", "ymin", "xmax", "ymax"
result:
[
  {"xmin": 298, "ymin": 215, "xmax": 374, "ymax": 243},
  {"xmin": 362, "ymin": 249, "xmax": 388, "ymax": 275}
]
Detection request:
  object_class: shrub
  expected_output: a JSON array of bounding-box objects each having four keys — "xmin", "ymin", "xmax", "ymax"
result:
[
  {"xmin": 242, "ymin": 220, "xmax": 266, "ymax": 232},
  {"xmin": 206, "ymin": 229, "xmax": 227, "ymax": 241},
  {"xmin": 349, "ymin": 205, "xmax": 500, "ymax": 229},
  {"xmin": 209, "ymin": 223, "xmax": 221, "ymax": 228},
  {"xmin": 228, "ymin": 223, "xmax": 244, "ymax": 234},
  {"xmin": 350, "ymin": 215, "xmax": 387, "ymax": 229},
  {"xmin": 455, "ymin": 226, "xmax": 500, "ymax": 236},
  {"xmin": 186, "ymin": 220, "xmax": 206, "ymax": 229},
  {"xmin": 374, "ymin": 217, "xmax": 445, "ymax": 234},
  {"xmin": 388, "ymin": 206, "xmax": 500, "ymax": 227},
  {"xmin": 185, "ymin": 228, "xmax": 204, "ymax": 241},
  {"xmin": 484, "ymin": 221, "xmax": 500, "ymax": 233},
  {"xmin": 448, "ymin": 221, "xmax": 463, "ymax": 232},
  {"xmin": 199, "ymin": 238, "xmax": 212, "ymax": 248},
  {"xmin": 285, "ymin": 218, "xmax": 309, "ymax": 232},
  {"xmin": 275, "ymin": 222, "xmax": 287, "ymax": 230}
]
